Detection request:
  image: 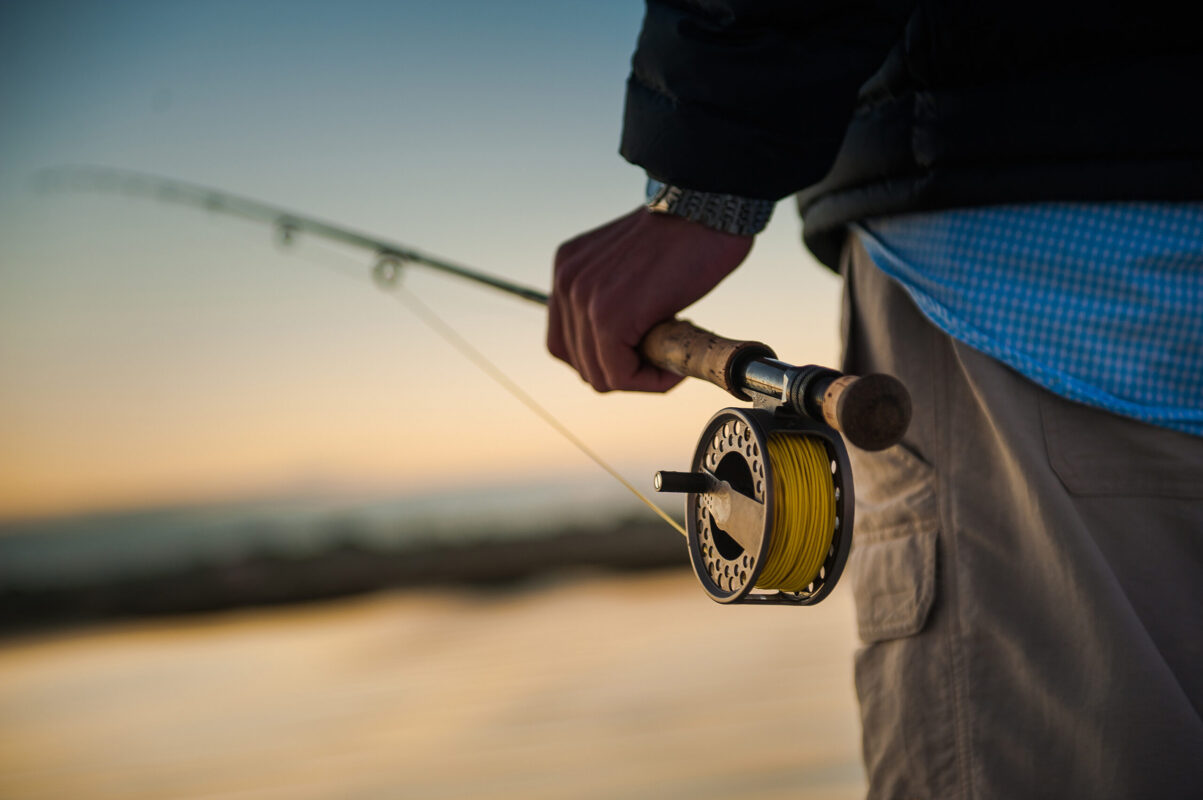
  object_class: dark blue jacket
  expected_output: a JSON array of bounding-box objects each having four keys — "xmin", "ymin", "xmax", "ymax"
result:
[{"xmin": 620, "ymin": 1, "xmax": 1203, "ymax": 267}]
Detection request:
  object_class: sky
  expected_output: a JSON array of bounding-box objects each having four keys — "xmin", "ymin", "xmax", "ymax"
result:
[{"xmin": 0, "ymin": 0, "xmax": 843, "ymax": 521}]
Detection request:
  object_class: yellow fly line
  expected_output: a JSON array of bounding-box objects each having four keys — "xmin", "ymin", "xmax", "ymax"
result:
[{"xmin": 755, "ymin": 433, "xmax": 836, "ymax": 592}]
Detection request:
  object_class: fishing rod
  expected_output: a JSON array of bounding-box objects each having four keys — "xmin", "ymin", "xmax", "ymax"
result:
[{"xmin": 42, "ymin": 165, "xmax": 912, "ymax": 606}]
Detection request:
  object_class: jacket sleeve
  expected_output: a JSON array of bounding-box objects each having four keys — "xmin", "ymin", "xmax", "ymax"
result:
[{"xmin": 620, "ymin": 0, "xmax": 909, "ymax": 200}]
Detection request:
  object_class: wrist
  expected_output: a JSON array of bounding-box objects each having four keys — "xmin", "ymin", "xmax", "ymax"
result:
[{"xmin": 644, "ymin": 178, "xmax": 774, "ymax": 237}]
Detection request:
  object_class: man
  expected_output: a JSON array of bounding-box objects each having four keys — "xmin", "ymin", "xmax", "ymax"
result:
[{"xmin": 548, "ymin": 3, "xmax": 1203, "ymax": 798}]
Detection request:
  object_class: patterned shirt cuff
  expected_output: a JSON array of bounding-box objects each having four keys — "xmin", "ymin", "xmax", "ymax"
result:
[{"xmin": 645, "ymin": 178, "xmax": 774, "ymax": 236}]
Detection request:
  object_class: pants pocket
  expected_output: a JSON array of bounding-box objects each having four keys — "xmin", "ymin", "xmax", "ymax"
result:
[
  {"xmin": 848, "ymin": 443, "xmax": 939, "ymax": 643},
  {"xmin": 1040, "ymin": 392, "xmax": 1203, "ymax": 498}
]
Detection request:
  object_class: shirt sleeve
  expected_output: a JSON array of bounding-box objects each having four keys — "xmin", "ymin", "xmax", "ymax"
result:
[{"xmin": 620, "ymin": 0, "xmax": 910, "ymax": 200}]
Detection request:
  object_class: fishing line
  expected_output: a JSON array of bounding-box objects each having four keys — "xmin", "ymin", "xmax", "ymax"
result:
[{"xmin": 290, "ymin": 238, "xmax": 688, "ymax": 537}]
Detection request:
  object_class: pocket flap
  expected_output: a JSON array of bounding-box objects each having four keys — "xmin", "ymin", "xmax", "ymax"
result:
[{"xmin": 849, "ymin": 527, "xmax": 938, "ymax": 642}]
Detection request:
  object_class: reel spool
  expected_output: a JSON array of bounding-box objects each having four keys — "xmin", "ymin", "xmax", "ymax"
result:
[{"xmin": 656, "ymin": 407, "xmax": 854, "ymax": 605}]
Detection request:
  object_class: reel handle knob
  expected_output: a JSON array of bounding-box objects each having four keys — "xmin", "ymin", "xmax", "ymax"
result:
[{"xmin": 653, "ymin": 470, "xmax": 712, "ymax": 494}]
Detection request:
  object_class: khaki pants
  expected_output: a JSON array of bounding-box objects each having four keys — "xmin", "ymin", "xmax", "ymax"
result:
[{"xmin": 841, "ymin": 236, "xmax": 1203, "ymax": 799}]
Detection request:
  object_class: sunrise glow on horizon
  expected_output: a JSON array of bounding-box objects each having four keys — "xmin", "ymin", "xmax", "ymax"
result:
[{"xmin": 0, "ymin": 1, "xmax": 842, "ymax": 522}]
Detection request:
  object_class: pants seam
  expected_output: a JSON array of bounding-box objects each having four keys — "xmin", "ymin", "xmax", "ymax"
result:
[{"xmin": 939, "ymin": 320, "xmax": 975, "ymax": 800}]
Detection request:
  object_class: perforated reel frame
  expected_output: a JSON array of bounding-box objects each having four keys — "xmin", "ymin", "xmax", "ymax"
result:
[{"xmin": 685, "ymin": 407, "xmax": 855, "ymax": 605}]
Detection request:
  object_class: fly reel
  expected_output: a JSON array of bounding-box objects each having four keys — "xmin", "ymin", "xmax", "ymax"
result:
[
  {"xmin": 643, "ymin": 320, "xmax": 909, "ymax": 605},
  {"xmin": 656, "ymin": 407, "xmax": 854, "ymax": 605}
]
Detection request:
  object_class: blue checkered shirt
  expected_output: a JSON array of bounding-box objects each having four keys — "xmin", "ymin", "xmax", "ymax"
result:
[{"xmin": 854, "ymin": 203, "xmax": 1203, "ymax": 436}]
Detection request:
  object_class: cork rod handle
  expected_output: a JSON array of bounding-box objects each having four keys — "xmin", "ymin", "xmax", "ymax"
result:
[{"xmin": 639, "ymin": 319, "xmax": 776, "ymax": 400}]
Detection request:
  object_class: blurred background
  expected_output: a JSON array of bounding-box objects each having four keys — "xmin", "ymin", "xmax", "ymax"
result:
[{"xmin": 0, "ymin": 1, "xmax": 860, "ymax": 797}]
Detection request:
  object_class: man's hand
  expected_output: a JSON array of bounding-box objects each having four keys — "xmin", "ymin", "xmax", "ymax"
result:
[{"xmin": 547, "ymin": 207, "xmax": 753, "ymax": 392}]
